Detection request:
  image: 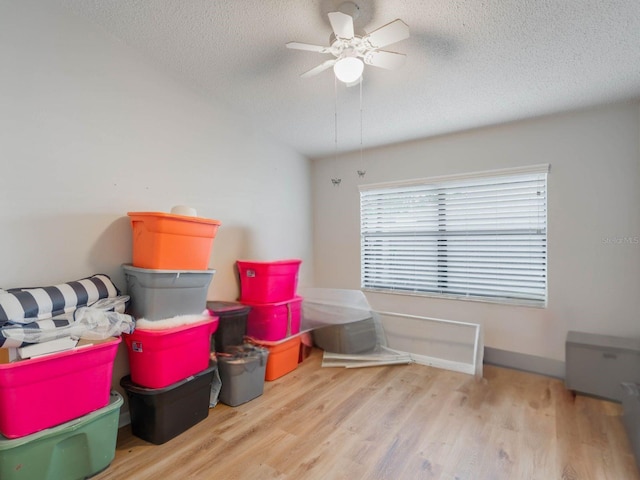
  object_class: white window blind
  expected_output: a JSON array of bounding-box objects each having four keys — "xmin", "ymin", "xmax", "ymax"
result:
[{"xmin": 359, "ymin": 166, "xmax": 548, "ymax": 306}]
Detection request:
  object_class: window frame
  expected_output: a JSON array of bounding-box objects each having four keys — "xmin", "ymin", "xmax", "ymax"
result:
[{"xmin": 359, "ymin": 164, "xmax": 550, "ymax": 308}]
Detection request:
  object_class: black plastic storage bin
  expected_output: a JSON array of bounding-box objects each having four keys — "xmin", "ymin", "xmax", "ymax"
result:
[
  {"xmin": 120, "ymin": 362, "xmax": 215, "ymax": 445},
  {"xmin": 206, "ymin": 301, "xmax": 251, "ymax": 353}
]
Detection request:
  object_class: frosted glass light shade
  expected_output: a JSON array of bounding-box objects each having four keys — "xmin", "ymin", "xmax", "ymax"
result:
[{"xmin": 333, "ymin": 57, "xmax": 364, "ymax": 83}]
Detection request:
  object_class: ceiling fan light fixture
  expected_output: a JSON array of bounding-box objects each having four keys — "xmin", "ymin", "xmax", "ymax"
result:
[{"xmin": 333, "ymin": 56, "xmax": 364, "ymax": 83}]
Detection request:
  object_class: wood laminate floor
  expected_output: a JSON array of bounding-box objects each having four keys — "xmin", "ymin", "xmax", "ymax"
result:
[{"xmin": 94, "ymin": 349, "xmax": 640, "ymax": 480}]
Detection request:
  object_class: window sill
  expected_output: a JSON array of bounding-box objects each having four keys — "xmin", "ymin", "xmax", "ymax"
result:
[{"xmin": 362, "ymin": 287, "xmax": 547, "ymax": 309}]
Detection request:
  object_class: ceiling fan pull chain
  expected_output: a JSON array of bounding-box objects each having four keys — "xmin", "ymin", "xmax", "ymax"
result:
[
  {"xmin": 357, "ymin": 77, "xmax": 366, "ymax": 179},
  {"xmin": 332, "ymin": 74, "xmax": 341, "ymax": 186}
]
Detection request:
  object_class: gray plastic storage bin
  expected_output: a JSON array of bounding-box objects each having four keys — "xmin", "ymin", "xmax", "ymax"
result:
[
  {"xmin": 312, "ymin": 317, "xmax": 377, "ymax": 354},
  {"xmin": 565, "ymin": 331, "xmax": 640, "ymax": 401},
  {"xmin": 123, "ymin": 264, "xmax": 215, "ymax": 320},
  {"xmin": 621, "ymin": 383, "xmax": 640, "ymax": 469},
  {"xmin": 218, "ymin": 345, "xmax": 269, "ymax": 407}
]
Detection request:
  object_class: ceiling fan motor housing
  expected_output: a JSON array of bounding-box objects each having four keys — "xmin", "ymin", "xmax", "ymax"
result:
[{"xmin": 286, "ymin": 6, "xmax": 409, "ymax": 80}]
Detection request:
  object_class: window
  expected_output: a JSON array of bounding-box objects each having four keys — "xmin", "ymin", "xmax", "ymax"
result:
[{"xmin": 359, "ymin": 165, "xmax": 549, "ymax": 306}]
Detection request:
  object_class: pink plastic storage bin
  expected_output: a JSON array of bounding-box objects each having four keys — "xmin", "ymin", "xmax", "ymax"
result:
[
  {"xmin": 243, "ymin": 296, "xmax": 302, "ymax": 342},
  {"xmin": 237, "ymin": 259, "xmax": 302, "ymax": 304},
  {"xmin": 123, "ymin": 316, "xmax": 218, "ymax": 389},
  {"xmin": 0, "ymin": 337, "xmax": 120, "ymax": 439}
]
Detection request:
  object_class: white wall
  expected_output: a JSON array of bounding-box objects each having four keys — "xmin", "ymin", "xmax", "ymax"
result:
[
  {"xmin": 312, "ymin": 101, "xmax": 640, "ymax": 367},
  {"xmin": 0, "ymin": 0, "xmax": 312, "ymax": 400}
]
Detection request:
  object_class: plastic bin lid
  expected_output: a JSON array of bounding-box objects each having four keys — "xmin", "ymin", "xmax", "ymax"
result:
[
  {"xmin": 298, "ymin": 288, "xmax": 371, "ymax": 311},
  {"xmin": 236, "ymin": 259, "xmax": 302, "ymax": 266},
  {"xmin": 127, "ymin": 211, "xmax": 221, "ymax": 226},
  {"xmin": 219, "ymin": 344, "xmax": 269, "ymax": 361},
  {"xmin": 566, "ymin": 330, "xmax": 640, "ymax": 353},
  {"xmin": 245, "ymin": 334, "xmax": 302, "ymax": 348},
  {"xmin": 133, "ymin": 315, "xmax": 218, "ymax": 333},
  {"xmin": 120, "ymin": 362, "xmax": 216, "ymax": 394},
  {"xmin": 299, "ymin": 288, "xmax": 372, "ymax": 329},
  {"xmin": 122, "ymin": 264, "xmax": 216, "ymax": 275},
  {"xmin": 0, "ymin": 392, "xmax": 123, "ymax": 448},
  {"xmin": 206, "ymin": 301, "xmax": 251, "ymax": 315},
  {"xmin": 237, "ymin": 296, "xmax": 303, "ymax": 308}
]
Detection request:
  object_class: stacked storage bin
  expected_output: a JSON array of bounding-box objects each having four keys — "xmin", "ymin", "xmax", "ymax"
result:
[
  {"xmin": 0, "ymin": 275, "xmax": 129, "ymax": 479},
  {"xmin": 121, "ymin": 211, "xmax": 221, "ymax": 444},
  {"xmin": 0, "ymin": 344, "xmax": 123, "ymax": 479},
  {"xmin": 124, "ymin": 211, "xmax": 221, "ymax": 320},
  {"xmin": 237, "ymin": 259, "xmax": 303, "ymax": 381},
  {"xmin": 206, "ymin": 302, "xmax": 269, "ymax": 406}
]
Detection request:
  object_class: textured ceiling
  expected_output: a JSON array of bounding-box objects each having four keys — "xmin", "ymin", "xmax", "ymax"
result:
[{"xmin": 55, "ymin": 0, "xmax": 640, "ymax": 158}]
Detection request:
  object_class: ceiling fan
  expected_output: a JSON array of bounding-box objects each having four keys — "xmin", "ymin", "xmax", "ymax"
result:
[{"xmin": 286, "ymin": 2, "xmax": 410, "ymax": 85}]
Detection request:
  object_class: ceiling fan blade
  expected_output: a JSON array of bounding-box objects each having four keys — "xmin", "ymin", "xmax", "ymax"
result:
[
  {"xmin": 328, "ymin": 11, "xmax": 355, "ymax": 39},
  {"xmin": 363, "ymin": 50, "xmax": 407, "ymax": 70},
  {"xmin": 286, "ymin": 42, "xmax": 331, "ymax": 54},
  {"xmin": 300, "ymin": 59, "xmax": 337, "ymax": 78},
  {"xmin": 363, "ymin": 19, "xmax": 409, "ymax": 49}
]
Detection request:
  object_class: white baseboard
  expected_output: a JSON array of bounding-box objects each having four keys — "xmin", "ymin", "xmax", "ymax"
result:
[{"xmin": 483, "ymin": 346, "xmax": 564, "ymax": 379}]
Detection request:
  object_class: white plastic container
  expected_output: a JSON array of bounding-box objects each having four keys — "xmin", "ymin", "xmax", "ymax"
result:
[{"xmin": 300, "ymin": 288, "xmax": 372, "ymax": 330}]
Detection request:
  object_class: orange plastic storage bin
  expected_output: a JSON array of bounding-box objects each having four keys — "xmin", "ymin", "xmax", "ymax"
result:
[
  {"xmin": 128, "ymin": 212, "xmax": 221, "ymax": 270},
  {"xmin": 247, "ymin": 335, "xmax": 301, "ymax": 381}
]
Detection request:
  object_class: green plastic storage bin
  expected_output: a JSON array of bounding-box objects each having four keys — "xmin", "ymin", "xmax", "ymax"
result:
[{"xmin": 0, "ymin": 391, "xmax": 123, "ymax": 480}]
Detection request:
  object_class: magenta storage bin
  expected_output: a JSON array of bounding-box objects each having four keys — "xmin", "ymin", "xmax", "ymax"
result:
[
  {"xmin": 237, "ymin": 259, "xmax": 302, "ymax": 304},
  {"xmin": 0, "ymin": 337, "xmax": 120, "ymax": 439},
  {"xmin": 243, "ymin": 296, "xmax": 302, "ymax": 342},
  {"xmin": 123, "ymin": 316, "xmax": 218, "ymax": 389}
]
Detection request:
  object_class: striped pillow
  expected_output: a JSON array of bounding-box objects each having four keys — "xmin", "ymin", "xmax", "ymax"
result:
[{"xmin": 0, "ymin": 274, "xmax": 120, "ymax": 325}]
